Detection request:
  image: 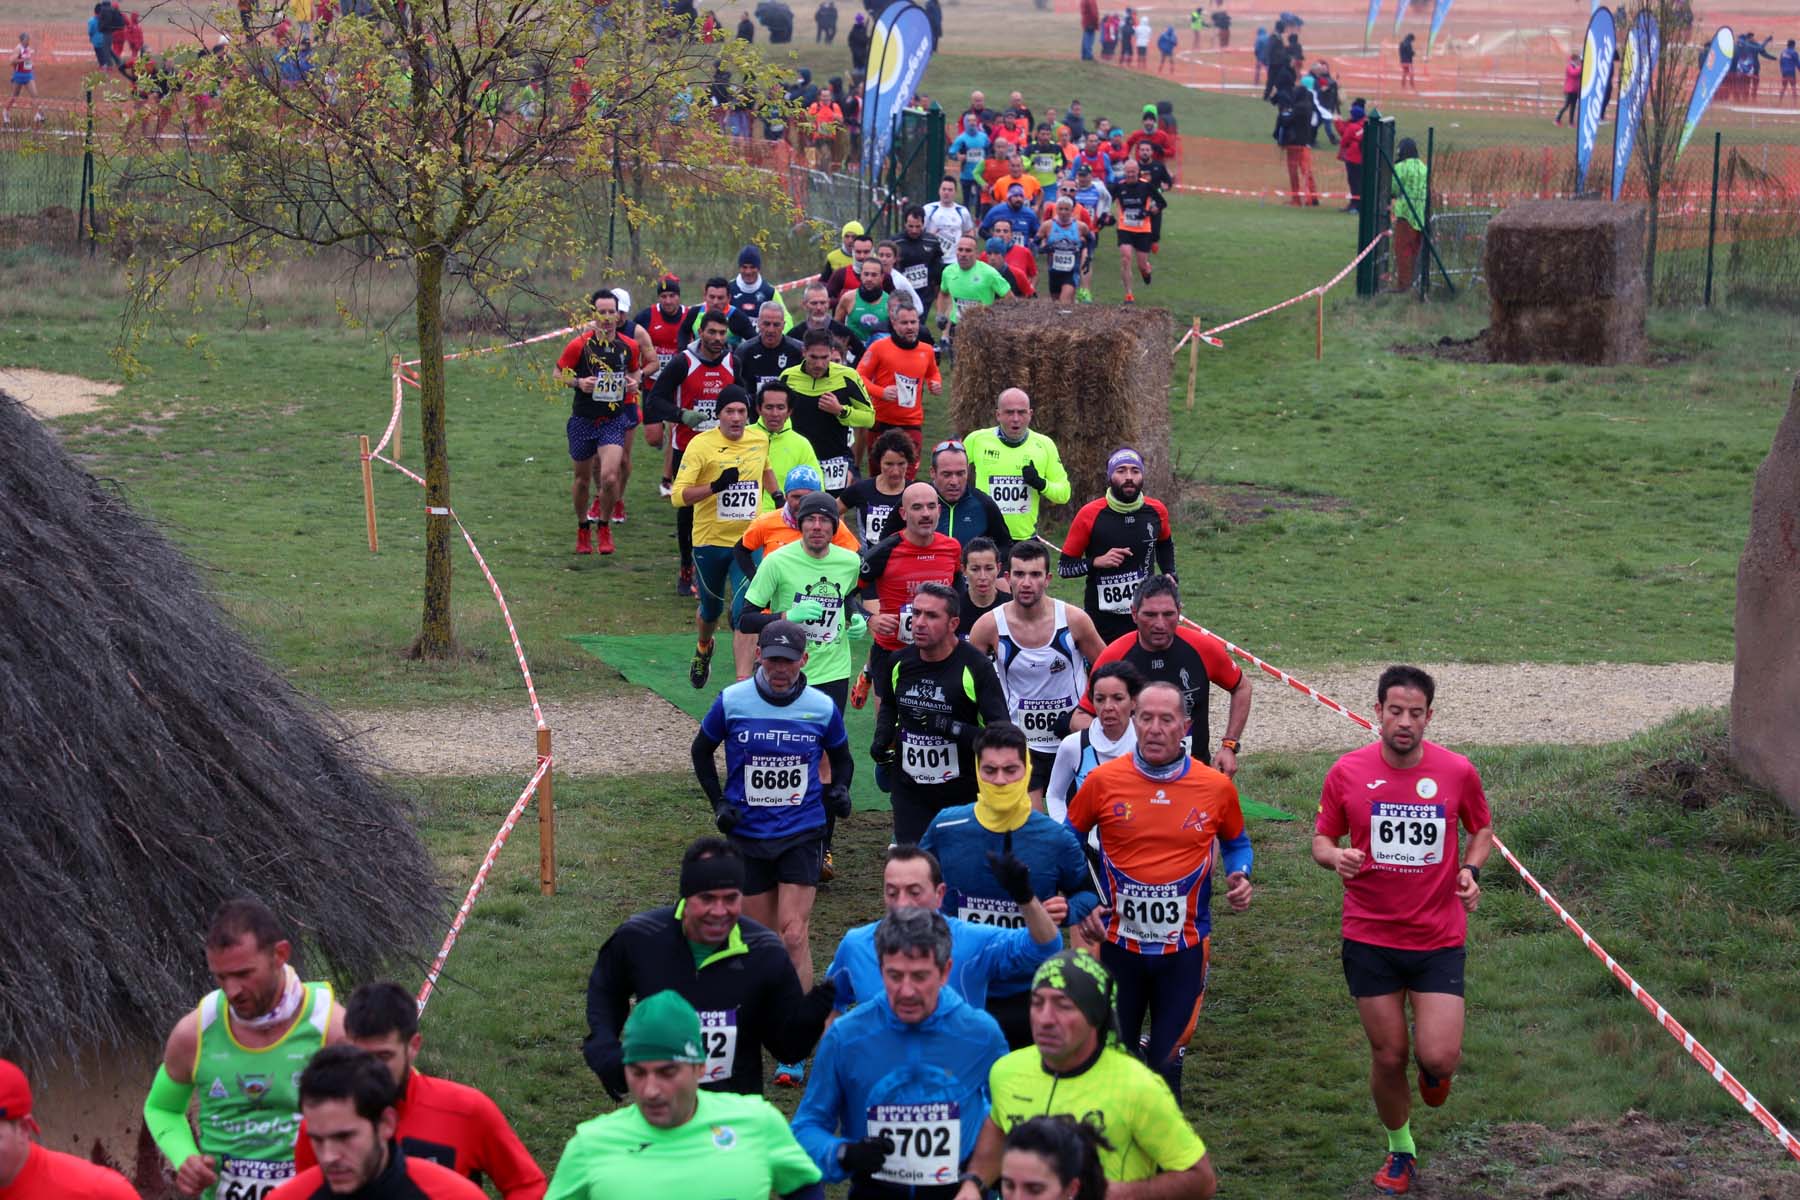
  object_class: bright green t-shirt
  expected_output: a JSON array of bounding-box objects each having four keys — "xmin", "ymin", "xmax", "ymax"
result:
[
  {"xmin": 742, "ymin": 540, "xmax": 863, "ymax": 684},
  {"xmin": 545, "ymin": 1089, "xmax": 821, "ymax": 1200},
  {"xmin": 987, "ymin": 1045, "xmax": 1206, "ymax": 1183},
  {"xmin": 758, "ymin": 422, "xmax": 824, "ymax": 513},
  {"xmin": 961, "ymin": 426, "xmax": 1072, "ymax": 539},
  {"xmin": 939, "ymin": 261, "xmax": 1013, "ymax": 323}
]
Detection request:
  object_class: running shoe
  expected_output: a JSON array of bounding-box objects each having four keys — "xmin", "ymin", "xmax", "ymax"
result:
[
  {"xmin": 819, "ymin": 849, "xmax": 836, "ymax": 884},
  {"xmin": 1372, "ymin": 1152, "xmax": 1416, "ymax": 1195},
  {"xmin": 1122, "ymin": 293, "xmax": 1135, "ymax": 305},
  {"xmin": 849, "ymin": 670, "xmax": 871, "ymax": 709},
  {"xmin": 575, "ymin": 525, "xmax": 594, "ymax": 555},
  {"xmin": 658, "ymin": 476, "xmax": 674, "ymax": 498},
  {"xmin": 611, "ymin": 500, "xmax": 627, "ymax": 524},
  {"xmin": 594, "ymin": 525, "xmax": 616, "ymax": 555},
  {"xmin": 586, "ymin": 497, "xmax": 603, "ymax": 522},
  {"xmin": 689, "ymin": 641, "xmax": 713, "ymax": 689},
  {"xmin": 772, "ymin": 1062, "xmax": 806, "ymax": 1087},
  {"xmin": 1076, "ymin": 287, "xmax": 1093, "ymax": 302},
  {"xmin": 677, "ymin": 565, "xmax": 695, "ymax": 597},
  {"xmin": 1417, "ymin": 1063, "xmax": 1452, "ymax": 1107}
]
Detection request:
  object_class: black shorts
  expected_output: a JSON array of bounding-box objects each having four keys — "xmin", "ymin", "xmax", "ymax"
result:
[
  {"xmin": 1117, "ymin": 228, "xmax": 1154, "ymax": 252},
  {"xmin": 1048, "ymin": 268, "xmax": 1079, "ymax": 294},
  {"xmin": 732, "ymin": 829, "xmax": 826, "ymax": 896},
  {"xmin": 1342, "ymin": 937, "xmax": 1466, "ymax": 998},
  {"xmin": 1027, "ymin": 748, "xmax": 1057, "ymax": 794}
]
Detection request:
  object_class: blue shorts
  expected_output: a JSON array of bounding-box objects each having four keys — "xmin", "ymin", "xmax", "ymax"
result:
[
  {"xmin": 11, "ymin": 70, "xmax": 32, "ymax": 86},
  {"xmin": 566, "ymin": 409, "xmax": 637, "ymax": 461},
  {"xmin": 692, "ymin": 544, "xmax": 747, "ymax": 625}
]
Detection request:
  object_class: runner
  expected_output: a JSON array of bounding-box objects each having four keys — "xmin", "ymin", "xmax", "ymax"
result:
[
  {"xmin": 144, "ymin": 899, "xmax": 346, "ymax": 1200},
  {"xmin": 821, "ymin": 233, "xmax": 877, "ymax": 304},
  {"xmin": 733, "ymin": 302, "xmax": 806, "ymax": 403},
  {"xmin": 1045, "ymin": 661, "xmax": 1142, "ymax": 828},
  {"xmin": 1131, "ymin": 139, "xmax": 1176, "ymax": 254},
  {"xmin": 792, "ymin": 909, "xmax": 1010, "ymax": 1195},
  {"xmin": 1124, "ymin": 105, "xmax": 1177, "ymax": 170},
  {"xmin": 0, "ymin": 1059, "xmax": 137, "ymax": 1198},
  {"xmin": 1111, "ymin": 157, "xmax": 1165, "ymax": 303},
  {"xmin": 827, "ymin": 846, "xmax": 1062, "ymax": 1013},
  {"xmin": 1035, "ymin": 196, "xmax": 1090, "ymax": 304},
  {"xmin": 984, "ymin": 235, "xmax": 1035, "ymax": 300},
  {"xmin": 788, "ymin": 282, "xmax": 865, "ymax": 363},
  {"xmin": 555, "ymin": 288, "xmax": 642, "ymax": 556},
  {"xmin": 1312, "ymin": 666, "xmax": 1494, "ymax": 1196},
  {"xmin": 891, "ymin": 210, "xmax": 947, "ymax": 329},
  {"xmin": 608, "ymin": 285, "xmax": 657, "ymax": 526},
  {"xmin": 557, "ymin": 991, "xmax": 824, "ymax": 1200},
  {"xmin": 876, "ymin": 441, "xmax": 1012, "ymax": 557},
  {"xmin": 1023, "ymin": 124, "xmax": 1066, "ymax": 202},
  {"xmin": 692, "ymin": 621, "xmax": 853, "ymax": 1002},
  {"xmin": 583, "ymin": 838, "xmax": 836, "ymax": 1098},
  {"xmin": 1058, "ymin": 447, "xmax": 1177, "ymax": 644},
  {"xmin": 734, "ymin": 468, "xmax": 860, "ymax": 617},
  {"xmin": 978, "ymin": 185, "xmax": 1041, "ymax": 246},
  {"xmin": 634, "ymin": 275, "xmax": 689, "ymax": 499},
  {"xmin": 823, "ymin": 220, "xmax": 863, "ymax": 276},
  {"xmin": 291, "ymin": 982, "xmax": 544, "ymax": 1197},
  {"xmin": 996, "ymin": 1117, "xmax": 1110, "ymax": 1200},
  {"xmin": 935, "ymin": 235, "xmax": 1014, "ymax": 342},
  {"xmin": 854, "ymin": 481, "xmax": 964, "ymax": 715},
  {"xmin": 1066, "ymin": 681, "xmax": 1254, "ymax": 1100},
  {"xmin": 839, "ymin": 430, "xmax": 916, "ymax": 542},
  {"xmin": 955, "ymin": 536, "xmax": 1010, "ymax": 632},
  {"xmin": 727, "ymin": 245, "xmax": 776, "ymax": 325},
  {"xmin": 920, "ymin": 724, "xmax": 1100, "ymax": 1048},
  {"xmin": 922, "ymin": 177, "xmax": 976, "ymax": 266},
  {"xmin": 670, "ymin": 385, "xmax": 777, "ymax": 686},
  {"xmin": 750, "ymin": 386, "xmax": 824, "ymax": 512},
  {"xmin": 647, "ymin": 309, "xmax": 738, "ymax": 596},
  {"xmin": 949, "ymin": 114, "xmax": 993, "ymax": 211},
  {"xmin": 869, "ymin": 581, "xmax": 1011, "ymax": 843},
  {"xmin": 963, "ymin": 389, "xmax": 1071, "ymax": 543},
  {"xmin": 1073, "ymin": 576, "xmax": 1251, "ymax": 777},
  {"xmin": 271, "ymin": 1047, "xmax": 484, "ymax": 1200},
  {"xmin": 951, "ymin": 951, "xmax": 1218, "ymax": 1197},
  {"xmin": 677, "ymin": 276, "xmax": 757, "ymax": 344},
  {"xmin": 4, "ymin": 34, "xmax": 43, "ymax": 126},
  {"xmin": 779, "ymin": 330, "xmax": 877, "ymax": 498},
  {"xmin": 856, "ymin": 298, "xmax": 941, "ymax": 465},
  {"xmin": 966, "ymin": 542, "xmax": 1106, "ymax": 806},
  {"xmin": 837, "ymin": 258, "xmax": 895, "ymax": 344}
]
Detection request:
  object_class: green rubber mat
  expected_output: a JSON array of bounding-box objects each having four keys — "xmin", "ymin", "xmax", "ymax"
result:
[{"xmin": 569, "ymin": 631, "xmax": 1295, "ymax": 822}]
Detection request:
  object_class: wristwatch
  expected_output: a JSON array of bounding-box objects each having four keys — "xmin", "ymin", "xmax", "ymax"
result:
[
  {"xmin": 1460, "ymin": 863, "xmax": 1481, "ymax": 882},
  {"xmin": 1219, "ymin": 738, "xmax": 1241, "ymax": 752}
]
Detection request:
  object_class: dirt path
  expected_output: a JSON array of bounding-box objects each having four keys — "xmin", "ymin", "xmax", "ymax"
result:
[
  {"xmin": 342, "ymin": 662, "xmax": 1732, "ymax": 777},
  {"xmin": 2, "ymin": 367, "xmax": 119, "ymax": 419}
]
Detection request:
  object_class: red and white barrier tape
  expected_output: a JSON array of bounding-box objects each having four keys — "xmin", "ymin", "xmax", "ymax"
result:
[
  {"xmin": 1172, "ymin": 614, "xmax": 1800, "ymax": 1163},
  {"xmin": 415, "ymin": 754, "xmax": 552, "ymax": 1014},
  {"xmin": 1174, "ymin": 231, "xmax": 1390, "ymax": 354}
]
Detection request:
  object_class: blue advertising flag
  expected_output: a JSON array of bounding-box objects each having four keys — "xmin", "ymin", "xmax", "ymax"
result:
[
  {"xmin": 1427, "ymin": 0, "xmax": 1454, "ymax": 48},
  {"xmin": 1392, "ymin": 0, "xmax": 1406, "ymax": 38},
  {"xmin": 1610, "ymin": 11, "xmax": 1658, "ymax": 200},
  {"xmin": 1677, "ymin": 27, "xmax": 1734, "ymax": 159},
  {"xmin": 860, "ymin": 1, "xmax": 937, "ymax": 178},
  {"xmin": 1575, "ymin": 6, "xmax": 1616, "ymax": 194},
  {"xmin": 1365, "ymin": 0, "xmax": 1381, "ymax": 44}
]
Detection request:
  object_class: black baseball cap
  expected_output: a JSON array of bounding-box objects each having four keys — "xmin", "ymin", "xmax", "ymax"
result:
[{"xmin": 758, "ymin": 620, "xmax": 808, "ymax": 660}]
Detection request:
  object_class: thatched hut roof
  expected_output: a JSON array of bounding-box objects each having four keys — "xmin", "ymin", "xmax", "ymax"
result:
[{"xmin": 0, "ymin": 392, "xmax": 440, "ymax": 1072}]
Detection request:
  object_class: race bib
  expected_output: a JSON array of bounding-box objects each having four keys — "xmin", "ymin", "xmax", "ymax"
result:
[
  {"xmin": 1370, "ymin": 802, "xmax": 1447, "ymax": 867},
  {"xmin": 690, "ymin": 395, "xmax": 719, "ymax": 432},
  {"xmin": 952, "ymin": 296, "xmax": 979, "ymax": 319},
  {"xmin": 1015, "ymin": 697, "xmax": 1072, "ymax": 751},
  {"xmin": 904, "ymin": 263, "xmax": 929, "ymax": 289},
  {"xmin": 897, "ymin": 603, "xmax": 917, "ymax": 644},
  {"xmin": 821, "ymin": 455, "xmax": 852, "ymax": 491},
  {"xmin": 935, "ymin": 231, "xmax": 960, "ymax": 259},
  {"xmin": 744, "ymin": 754, "xmax": 808, "ymax": 806},
  {"xmin": 216, "ymin": 1158, "xmax": 295, "ymax": 1200},
  {"xmin": 866, "ymin": 1103, "xmax": 960, "ymax": 1187},
  {"xmin": 964, "ymin": 147, "xmax": 985, "ymax": 165},
  {"xmin": 900, "ymin": 731, "xmax": 959, "ymax": 784},
  {"xmin": 862, "ymin": 503, "xmax": 895, "ymax": 544},
  {"xmin": 988, "ymin": 474, "xmax": 1031, "ymax": 515},
  {"xmin": 1010, "ymin": 233, "xmax": 1026, "ymax": 249},
  {"xmin": 594, "ymin": 372, "xmax": 627, "ymax": 403},
  {"xmin": 698, "ymin": 1009, "xmax": 738, "ymax": 1084},
  {"xmin": 1122, "ymin": 204, "xmax": 1144, "ymax": 225},
  {"xmin": 1096, "ymin": 569, "xmax": 1146, "ymax": 613},
  {"xmin": 1115, "ymin": 880, "xmax": 1187, "ymax": 947},
  {"xmin": 1034, "ymin": 153, "xmax": 1059, "ymax": 174},
  {"xmin": 716, "ymin": 480, "xmax": 760, "ymax": 521},
  {"xmin": 1051, "ymin": 248, "xmax": 1077, "ymax": 272},
  {"xmin": 657, "ymin": 349, "xmax": 676, "ymax": 368},
  {"xmin": 894, "ymin": 374, "xmax": 920, "ymax": 409},
  {"xmin": 795, "ymin": 592, "xmax": 843, "ymax": 643},
  {"xmin": 957, "ymin": 894, "xmax": 1025, "ymax": 928}
]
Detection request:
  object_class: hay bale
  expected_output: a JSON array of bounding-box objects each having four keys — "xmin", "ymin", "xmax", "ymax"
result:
[
  {"xmin": 1484, "ymin": 200, "xmax": 1647, "ymax": 365},
  {"xmin": 951, "ymin": 304, "xmax": 1174, "ymax": 529}
]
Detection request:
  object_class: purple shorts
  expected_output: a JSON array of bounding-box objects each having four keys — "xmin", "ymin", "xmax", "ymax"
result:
[{"xmin": 566, "ymin": 408, "xmax": 638, "ymax": 460}]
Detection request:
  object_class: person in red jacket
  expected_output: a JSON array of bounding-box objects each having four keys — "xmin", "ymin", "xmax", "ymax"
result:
[
  {"xmin": 1079, "ymin": 0, "xmax": 1100, "ymax": 59},
  {"xmin": 1336, "ymin": 98, "xmax": 1366, "ymax": 213},
  {"xmin": 1554, "ymin": 51, "xmax": 1580, "ymax": 125},
  {"xmin": 272, "ymin": 1046, "xmax": 485, "ymax": 1200},
  {"xmin": 293, "ymin": 983, "xmax": 546, "ymax": 1199},
  {"xmin": 0, "ymin": 1059, "xmax": 138, "ymax": 1199}
]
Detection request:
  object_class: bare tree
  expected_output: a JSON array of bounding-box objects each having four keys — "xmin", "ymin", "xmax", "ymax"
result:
[{"xmin": 1630, "ymin": 0, "xmax": 1699, "ymax": 286}]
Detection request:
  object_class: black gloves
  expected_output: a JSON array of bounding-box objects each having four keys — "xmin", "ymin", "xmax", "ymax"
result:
[
  {"xmin": 1021, "ymin": 462, "xmax": 1048, "ymax": 492},
  {"xmin": 796, "ymin": 976, "xmax": 838, "ymax": 1025},
  {"xmin": 987, "ymin": 850, "xmax": 1036, "ymax": 905},
  {"xmin": 710, "ymin": 466, "xmax": 741, "ymax": 493},
  {"xmin": 873, "ymin": 759, "xmax": 894, "ymax": 794},
  {"xmin": 840, "ymin": 1133, "xmax": 896, "ymax": 1176},
  {"xmin": 713, "ymin": 801, "xmax": 742, "ymax": 834},
  {"xmin": 824, "ymin": 783, "xmax": 852, "ymax": 818}
]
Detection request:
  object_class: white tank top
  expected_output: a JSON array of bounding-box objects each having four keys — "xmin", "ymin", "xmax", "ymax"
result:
[{"xmin": 993, "ymin": 600, "xmax": 1088, "ymax": 752}]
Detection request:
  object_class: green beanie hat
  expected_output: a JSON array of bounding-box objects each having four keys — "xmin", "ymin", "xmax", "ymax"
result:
[
  {"xmin": 621, "ymin": 991, "xmax": 707, "ymax": 1065},
  {"xmin": 1032, "ymin": 950, "xmax": 1123, "ymax": 1048}
]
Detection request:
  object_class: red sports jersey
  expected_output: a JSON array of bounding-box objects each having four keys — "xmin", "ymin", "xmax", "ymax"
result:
[
  {"xmin": 269, "ymin": 1154, "xmax": 486, "ymax": 1200},
  {"xmin": 671, "ymin": 349, "xmax": 736, "ymax": 452},
  {"xmin": 642, "ymin": 303, "xmax": 689, "ymax": 375},
  {"xmin": 1066, "ymin": 754, "xmax": 1245, "ymax": 954},
  {"xmin": 859, "ymin": 532, "xmax": 963, "ymax": 650},
  {"xmin": 1315, "ymin": 740, "xmax": 1492, "ymax": 952},
  {"xmin": 293, "ymin": 1070, "xmax": 546, "ymax": 1199},
  {"xmin": 0, "ymin": 1143, "xmax": 138, "ymax": 1200}
]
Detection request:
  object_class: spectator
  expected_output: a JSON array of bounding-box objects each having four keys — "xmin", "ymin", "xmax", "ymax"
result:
[
  {"xmin": 89, "ymin": 4, "xmax": 122, "ymax": 71},
  {"xmin": 924, "ymin": 0, "xmax": 942, "ymax": 47},
  {"xmin": 1336, "ymin": 98, "xmax": 1366, "ymax": 212},
  {"xmin": 570, "ymin": 56, "xmax": 592, "ymax": 112},
  {"xmin": 1272, "ymin": 77, "xmax": 1319, "ymax": 207},
  {"xmin": 1399, "ymin": 32, "xmax": 1417, "ymax": 90},
  {"xmin": 1391, "ymin": 136, "xmax": 1429, "ymax": 291},
  {"xmin": 1080, "ymin": 0, "xmax": 1099, "ymax": 59},
  {"xmin": 737, "ymin": 10, "xmax": 754, "ymax": 39},
  {"xmin": 1263, "ymin": 35, "xmax": 1295, "ymax": 100},
  {"xmin": 1782, "ymin": 40, "xmax": 1798, "ymax": 106},
  {"xmin": 1100, "ymin": 12, "xmax": 1120, "ymax": 59},
  {"xmin": 814, "ymin": 0, "xmax": 832, "ymax": 42},
  {"xmin": 291, "ymin": 0, "xmax": 316, "ymax": 41},
  {"xmin": 847, "ymin": 12, "xmax": 870, "ymax": 77},
  {"xmin": 1132, "ymin": 11, "xmax": 1152, "ymax": 67},
  {"xmin": 1064, "ymin": 97, "xmax": 1086, "ymax": 140},
  {"xmin": 1286, "ymin": 31, "xmax": 1303, "ymax": 69},
  {"xmin": 1213, "ymin": 0, "xmax": 1231, "ymax": 49},
  {"xmin": 1311, "ymin": 62, "xmax": 1339, "ymax": 144},
  {"xmin": 1253, "ymin": 25, "xmax": 1269, "ymax": 84},
  {"xmin": 1157, "ymin": 24, "xmax": 1177, "ymax": 72},
  {"xmin": 1554, "ymin": 50, "xmax": 1579, "ymax": 125},
  {"xmin": 756, "ymin": 0, "xmax": 794, "ymax": 43}
]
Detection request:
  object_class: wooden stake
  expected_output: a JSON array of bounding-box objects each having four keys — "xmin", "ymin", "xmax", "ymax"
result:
[
  {"xmin": 391, "ymin": 357, "xmax": 404, "ymax": 464},
  {"xmin": 1315, "ymin": 291, "xmax": 1324, "ymax": 361},
  {"xmin": 537, "ymin": 726, "xmax": 556, "ymax": 896},
  {"xmin": 1185, "ymin": 318, "xmax": 1200, "ymax": 411},
  {"xmin": 359, "ymin": 435, "xmax": 379, "ymax": 553}
]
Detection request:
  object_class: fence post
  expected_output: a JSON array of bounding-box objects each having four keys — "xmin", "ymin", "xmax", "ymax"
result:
[
  {"xmin": 1703, "ymin": 130, "xmax": 1721, "ymax": 309},
  {"xmin": 360, "ymin": 435, "xmax": 379, "ymax": 552},
  {"xmin": 537, "ymin": 726, "xmax": 557, "ymax": 896},
  {"xmin": 1315, "ymin": 290, "xmax": 1324, "ymax": 360},
  {"xmin": 1419, "ymin": 126, "xmax": 1435, "ymax": 299},
  {"xmin": 1185, "ymin": 318, "xmax": 1199, "ymax": 410},
  {"xmin": 78, "ymin": 89, "xmax": 97, "ymax": 254}
]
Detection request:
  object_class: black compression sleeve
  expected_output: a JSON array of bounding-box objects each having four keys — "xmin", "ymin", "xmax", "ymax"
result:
[
  {"xmin": 691, "ymin": 730, "xmax": 724, "ymax": 807},
  {"xmin": 1059, "ymin": 552, "xmax": 1089, "ymax": 579},
  {"xmin": 826, "ymin": 740, "xmax": 855, "ymax": 790},
  {"xmin": 1155, "ymin": 537, "xmax": 1176, "ymax": 577}
]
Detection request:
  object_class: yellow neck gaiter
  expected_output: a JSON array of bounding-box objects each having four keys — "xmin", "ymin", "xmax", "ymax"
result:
[{"xmin": 974, "ymin": 774, "xmax": 1032, "ymax": 833}]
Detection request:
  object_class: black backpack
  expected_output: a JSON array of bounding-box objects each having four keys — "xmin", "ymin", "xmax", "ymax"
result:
[{"xmin": 99, "ymin": 3, "xmax": 127, "ymax": 33}]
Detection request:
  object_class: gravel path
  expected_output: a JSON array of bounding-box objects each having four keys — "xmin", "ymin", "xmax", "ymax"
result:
[{"xmin": 342, "ymin": 662, "xmax": 1732, "ymax": 777}]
